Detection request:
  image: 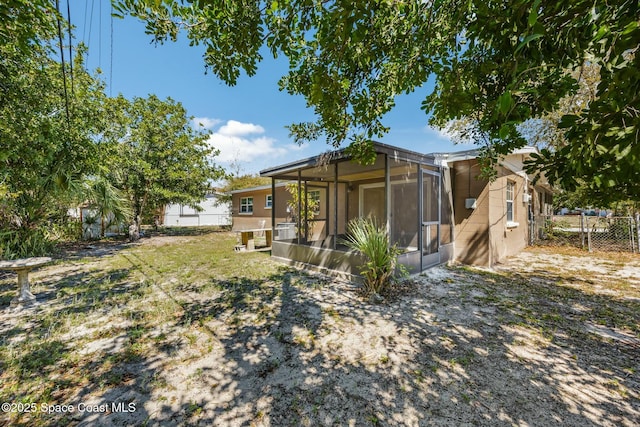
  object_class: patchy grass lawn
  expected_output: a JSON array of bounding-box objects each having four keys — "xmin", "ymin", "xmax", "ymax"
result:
[{"xmin": 1, "ymin": 234, "xmax": 638, "ymax": 426}]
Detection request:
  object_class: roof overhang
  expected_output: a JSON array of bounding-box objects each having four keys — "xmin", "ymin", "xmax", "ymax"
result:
[
  {"xmin": 228, "ymin": 182, "xmax": 289, "ymax": 195},
  {"xmin": 435, "ymin": 146, "xmax": 540, "ymax": 164},
  {"xmin": 260, "ymin": 141, "xmax": 437, "ymax": 181}
]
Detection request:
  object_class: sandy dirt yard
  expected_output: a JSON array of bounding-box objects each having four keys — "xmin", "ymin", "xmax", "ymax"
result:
[{"xmin": 1, "ymin": 234, "xmax": 638, "ymax": 426}]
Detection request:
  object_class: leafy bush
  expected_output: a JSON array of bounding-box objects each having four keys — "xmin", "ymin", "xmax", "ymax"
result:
[
  {"xmin": 49, "ymin": 218, "xmax": 83, "ymax": 242},
  {"xmin": 0, "ymin": 228, "xmax": 56, "ymax": 260},
  {"xmin": 342, "ymin": 217, "xmax": 404, "ymax": 299}
]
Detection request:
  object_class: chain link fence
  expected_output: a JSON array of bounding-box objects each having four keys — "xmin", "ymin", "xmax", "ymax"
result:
[{"xmin": 531, "ymin": 214, "xmax": 640, "ymax": 253}]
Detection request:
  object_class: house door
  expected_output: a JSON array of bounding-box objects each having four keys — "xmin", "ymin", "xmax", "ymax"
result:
[{"xmin": 421, "ymin": 170, "xmax": 440, "ymax": 269}]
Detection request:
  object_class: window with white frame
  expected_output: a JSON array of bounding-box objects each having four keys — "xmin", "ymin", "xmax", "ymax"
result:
[
  {"xmin": 240, "ymin": 197, "xmax": 253, "ymax": 214},
  {"xmin": 265, "ymin": 194, "xmax": 273, "ymax": 208},
  {"xmin": 506, "ymin": 181, "xmax": 515, "ymax": 222}
]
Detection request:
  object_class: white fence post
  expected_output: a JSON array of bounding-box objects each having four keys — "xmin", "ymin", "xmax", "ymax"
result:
[{"xmin": 629, "ymin": 217, "xmax": 635, "ymax": 253}]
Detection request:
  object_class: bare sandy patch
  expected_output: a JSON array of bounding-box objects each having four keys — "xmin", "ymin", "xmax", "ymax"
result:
[{"xmin": 1, "ymin": 239, "xmax": 638, "ymax": 426}]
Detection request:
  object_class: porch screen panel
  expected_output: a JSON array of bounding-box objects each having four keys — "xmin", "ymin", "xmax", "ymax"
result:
[
  {"xmin": 360, "ymin": 184, "xmax": 385, "ymax": 222},
  {"xmin": 423, "ymin": 173, "xmax": 439, "ymax": 222},
  {"xmin": 423, "ymin": 224, "xmax": 439, "ymax": 255},
  {"xmin": 346, "ymin": 154, "xmax": 386, "ymax": 223},
  {"xmin": 273, "ymin": 178, "xmax": 296, "ymax": 242},
  {"xmin": 422, "ymin": 172, "xmax": 440, "ymax": 256},
  {"xmin": 327, "ymin": 181, "xmax": 349, "ymax": 247},
  {"xmin": 390, "ymin": 160, "xmax": 419, "ymax": 251}
]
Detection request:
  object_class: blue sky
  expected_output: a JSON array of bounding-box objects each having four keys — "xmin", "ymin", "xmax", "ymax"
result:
[{"xmin": 71, "ymin": 1, "xmax": 458, "ymax": 175}]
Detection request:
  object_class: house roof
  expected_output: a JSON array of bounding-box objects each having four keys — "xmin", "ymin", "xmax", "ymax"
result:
[
  {"xmin": 435, "ymin": 146, "xmax": 552, "ymax": 189},
  {"xmin": 432, "ymin": 146, "xmax": 539, "ymax": 163},
  {"xmin": 205, "ymin": 192, "xmax": 226, "ymax": 197},
  {"xmin": 255, "ymin": 142, "xmax": 551, "ymax": 189},
  {"xmin": 259, "ymin": 141, "xmax": 436, "ymax": 179},
  {"xmin": 228, "ymin": 181, "xmax": 289, "ymax": 195}
]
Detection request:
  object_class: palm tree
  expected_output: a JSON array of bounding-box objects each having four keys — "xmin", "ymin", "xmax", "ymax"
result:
[{"xmin": 86, "ymin": 177, "xmax": 132, "ymax": 238}]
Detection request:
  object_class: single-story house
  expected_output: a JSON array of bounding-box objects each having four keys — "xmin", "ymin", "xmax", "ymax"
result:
[
  {"xmin": 229, "ymin": 183, "xmax": 293, "ymax": 232},
  {"xmin": 442, "ymin": 147, "xmax": 552, "ymax": 266},
  {"xmin": 162, "ymin": 193, "xmax": 231, "ymax": 227},
  {"xmin": 230, "ymin": 142, "xmax": 551, "ymax": 275}
]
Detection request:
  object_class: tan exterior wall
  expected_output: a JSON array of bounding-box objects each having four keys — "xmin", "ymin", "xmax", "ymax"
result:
[
  {"xmin": 450, "ymin": 159, "xmax": 546, "ymax": 267},
  {"xmin": 231, "ymin": 186, "xmax": 289, "ymax": 231},
  {"xmin": 231, "ymin": 184, "xmax": 342, "ymax": 242},
  {"xmin": 451, "ymin": 160, "xmax": 490, "ymax": 265},
  {"xmin": 440, "ymin": 167, "xmax": 454, "ymax": 246},
  {"xmin": 487, "ymin": 167, "xmax": 529, "ymax": 265}
]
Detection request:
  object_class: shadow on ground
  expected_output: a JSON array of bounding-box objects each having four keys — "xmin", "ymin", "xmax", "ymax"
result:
[{"xmin": 1, "ymin": 245, "xmax": 638, "ymax": 426}]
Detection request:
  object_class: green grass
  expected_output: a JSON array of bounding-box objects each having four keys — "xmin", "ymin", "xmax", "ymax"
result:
[
  {"xmin": 1, "ymin": 232, "xmax": 639, "ymax": 425},
  {"xmin": 0, "ymin": 230, "xmax": 284, "ymax": 426}
]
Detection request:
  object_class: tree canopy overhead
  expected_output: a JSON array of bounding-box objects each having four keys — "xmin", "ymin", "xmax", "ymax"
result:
[{"xmin": 115, "ymin": 0, "xmax": 639, "ymax": 203}]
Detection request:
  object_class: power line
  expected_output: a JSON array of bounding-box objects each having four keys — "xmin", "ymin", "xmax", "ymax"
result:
[
  {"xmin": 66, "ymin": 0, "xmax": 74, "ymax": 95},
  {"xmin": 87, "ymin": 0, "xmax": 95, "ymax": 66},
  {"xmin": 110, "ymin": 0, "xmax": 114, "ymax": 96},
  {"xmin": 82, "ymin": 0, "xmax": 88, "ymax": 44},
  {"xmin": 98, "ymin": 0, "xmax": 102, "ymax": 69},
  {"xmin": 55, "ymin": 0, "xmax": 70, "ymax": 127}
]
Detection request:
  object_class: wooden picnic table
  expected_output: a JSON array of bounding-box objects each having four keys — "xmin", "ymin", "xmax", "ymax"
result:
[{"xmin": 0, "ymin": 257, "xmax": 52, "ymax": 307}]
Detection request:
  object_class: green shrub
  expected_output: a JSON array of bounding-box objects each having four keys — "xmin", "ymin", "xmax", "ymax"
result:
[
  {"xmin": 0, "ymin": 228, "xmax": 56, "ymax": 259},
  {"xmin": 342, "ymin": 217, "xmax": 404, "ymax": 299}
]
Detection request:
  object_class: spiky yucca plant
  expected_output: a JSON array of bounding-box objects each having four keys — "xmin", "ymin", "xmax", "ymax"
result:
[{"xmin": 342, "ymin": 217, "xmax": 403, "ymax": 298}]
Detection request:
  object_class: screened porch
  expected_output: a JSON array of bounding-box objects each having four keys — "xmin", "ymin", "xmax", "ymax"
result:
[{"xmin": 260, "ymin": 142, "xmax": 454, "ymax": 276}]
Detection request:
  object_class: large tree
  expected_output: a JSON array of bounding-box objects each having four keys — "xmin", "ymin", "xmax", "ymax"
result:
[
  {"xmin": 115, "ymin": 0, "xmax": 639, "ymax": 204},
  {"xmin": 1, "ymin": 5, "xmax": 108, "ymax": 257},
  {"xmin": 104, "ymin": 95, "xmax": 226, "ymax": 227}
]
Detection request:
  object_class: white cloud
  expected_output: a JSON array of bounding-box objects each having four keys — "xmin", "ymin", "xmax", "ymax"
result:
[
  {"xmin": 423, "ymin": 124, "xmax": 453, "ymax": 140},
  {"xmin": 284, "ymin": 142, "xmax": 309, "ymax": 152},
  {"xmin": 192, "ymin": 117, "xmax": 221, "ymax": 129},
  {"xmin": 218, "ymin": 120, "xmax": 265, "ymax": 137},
  {"xmin": 423, "ymin": 122, "xmax": 475, "ymax": 145},
  {"xmin": 207, "ymin": 120, "xmax": 289, "ymax": 164}
]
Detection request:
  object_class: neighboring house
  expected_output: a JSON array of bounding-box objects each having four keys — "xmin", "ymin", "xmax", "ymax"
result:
[
  {"xmin": 229, "ymin": 183, "xmax": 292, "ymax": 231},
  {"xmin": 162, "ymin": 193, "xmax": 231, "ymax": 227},
  {"xmin": 233, "ymin": 142, "xmax": 551, "ymax": 276}
]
